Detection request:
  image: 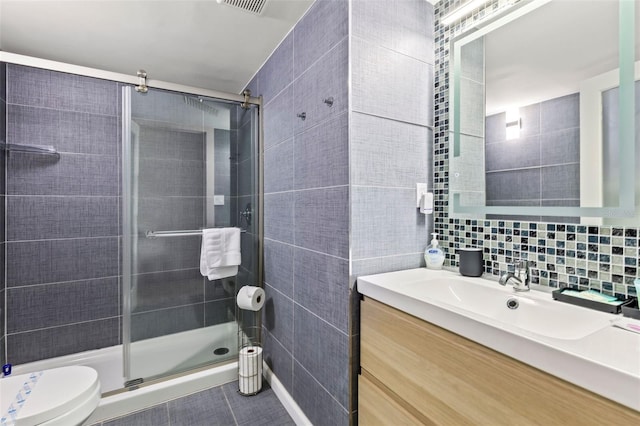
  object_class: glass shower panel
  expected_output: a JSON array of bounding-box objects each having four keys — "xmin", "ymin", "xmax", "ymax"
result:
[
  {"xmin": 122, "ymin": 86, "xmax": 257, "ymax": 384},
  {"xmin": 232, "ymin": 103, "xmax": 260, "ymax": 288},
  {"xmin": 231, "ymin": 103, "xmax": 261, "ymax": 341}
]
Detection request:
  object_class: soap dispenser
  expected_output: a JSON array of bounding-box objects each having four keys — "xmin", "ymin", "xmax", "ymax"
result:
[{"xmin": 425, "ymin": 232, "xmax": 445, "ymax": 270}]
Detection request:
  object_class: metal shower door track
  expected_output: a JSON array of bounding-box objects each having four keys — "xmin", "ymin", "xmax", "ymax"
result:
[{"xmin": 0, "ymin": 51, "xmax": 262, "ymax": 106}]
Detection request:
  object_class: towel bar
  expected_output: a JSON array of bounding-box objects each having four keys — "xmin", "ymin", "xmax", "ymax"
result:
[{"xmin": 146, "ymin": 228, "xmax": 246, "ymax": 238}]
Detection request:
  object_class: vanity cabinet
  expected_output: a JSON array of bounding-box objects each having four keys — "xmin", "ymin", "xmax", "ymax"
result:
[{"xmin": 359, "ymin": 297, "xmax": 640, "ymax": 425}]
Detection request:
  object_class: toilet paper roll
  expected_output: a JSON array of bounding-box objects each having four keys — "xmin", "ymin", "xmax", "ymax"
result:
[
  {"xmin": 239, "ymin": 373, "xmax": 262, "ymax": 395},
  {"xmin": 239, "ymin": 346, "xmax": 263, "ymax": 377},
  {"xmin": 236, "ymin": 286, "xmax": 265, "ymax": 311}
]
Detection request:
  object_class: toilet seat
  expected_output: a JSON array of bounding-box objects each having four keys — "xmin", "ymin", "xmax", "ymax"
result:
[{"xmin": 1, "ymin": 366, "xmax": 100, "ymax": 426}]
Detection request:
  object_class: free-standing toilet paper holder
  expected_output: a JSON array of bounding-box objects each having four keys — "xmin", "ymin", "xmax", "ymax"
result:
[{"xmin": 236, "ymin": 286, "xmax": 263, "ymax": 396}]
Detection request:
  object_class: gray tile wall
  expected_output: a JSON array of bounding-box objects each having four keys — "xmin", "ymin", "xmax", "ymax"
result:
[
  {"xmin": 434, "ymin": 0, "xmax": 639, "ymax": 297},
  {"xmin": 485, "ymin": 94, "xmax": 580, "ymax": 223},
  {"xmin": 253, "ymin": 0, "xmax": 351, "ymax": 424},
  {"xmin": 1, "ymin": 62, "xmax": 6, "ymax": 367},
  {"xmin": 254, "ymin": 1, "xmax": 434, "ymax": 424},
  {"xmin": 4, "ymin": 64, "xmax": 121, "ymax": 364},
  {"xmin": 350, "ymin": 0, "xmax": 435, "ymax": 280}
]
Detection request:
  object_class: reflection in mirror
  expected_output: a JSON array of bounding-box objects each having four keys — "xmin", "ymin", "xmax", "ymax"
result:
[{"xmin": 450, "ymin": 0, "xmax": 639, "ymax": 225}]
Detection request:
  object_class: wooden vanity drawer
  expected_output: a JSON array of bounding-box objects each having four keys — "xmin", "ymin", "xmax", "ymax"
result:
[
  {"xmin": 360, "ymin": 297, "xmax": 640, "ymax": 425},
  {"xmin": 358, "ymin": 372, "xmax": 424, "ymax": 425}
]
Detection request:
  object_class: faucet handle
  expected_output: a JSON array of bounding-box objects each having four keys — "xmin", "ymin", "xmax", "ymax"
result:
[
  {"xmin": 514, "ymin": 260, "xmax": 530, "ymax": 287},
  {"xmin": 500, "ymin": 261, "xmax": 531, "ymax": 291}
]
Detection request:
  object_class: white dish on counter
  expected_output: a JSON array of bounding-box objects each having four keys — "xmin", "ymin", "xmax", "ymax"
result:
[{"xmin": 357, "ymin": 268, "xmax": 640, "ymax": 411}]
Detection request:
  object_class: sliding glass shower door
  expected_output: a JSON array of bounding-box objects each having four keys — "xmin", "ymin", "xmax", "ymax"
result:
[{"xmin": 122, "ymin": 86, "xmax": 260, "ymax": 384}]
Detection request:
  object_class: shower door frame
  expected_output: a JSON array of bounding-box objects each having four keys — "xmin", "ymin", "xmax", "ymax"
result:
[
  {"xmin": 122, "ymin": 93, "xmax": 262, "ymax": 384},
  {"xmin": 0, "ymin": 51, "xmax": 264, "ymax": 385},
  {"xmin": 121, "ymin": 87, "xmax": 262, "ymax": 382}
]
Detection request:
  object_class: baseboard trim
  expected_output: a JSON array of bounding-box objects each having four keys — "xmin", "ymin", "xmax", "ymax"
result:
[{"xmin": 262, "ymin": 362, "xmax": 312, "ymax": 425}]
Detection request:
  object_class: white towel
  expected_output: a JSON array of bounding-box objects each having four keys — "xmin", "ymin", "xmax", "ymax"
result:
[{"xmin": 200, "ymin": 228, "xmax": 241, "ymax": 280}]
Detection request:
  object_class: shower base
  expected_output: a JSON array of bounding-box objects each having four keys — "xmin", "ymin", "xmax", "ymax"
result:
[{"xmin": 11, "ymin": 322, "xmax": 239, "ymax": 423}]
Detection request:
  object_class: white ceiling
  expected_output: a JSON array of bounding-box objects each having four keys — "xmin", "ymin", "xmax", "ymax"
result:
[{"xmin": 0, "ymin": 0, "xmax": 314, "ymax": 94}]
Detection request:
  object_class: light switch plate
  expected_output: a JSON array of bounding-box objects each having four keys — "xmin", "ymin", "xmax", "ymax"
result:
[{"xmin": 213, "ymin": 195, "xmax": 225, "ymax": 205}]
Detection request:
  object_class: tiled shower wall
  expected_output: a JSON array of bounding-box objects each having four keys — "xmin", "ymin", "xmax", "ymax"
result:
[
  {"xmin": 130, "ymin": 123, "xmax": 235, "ymax": 341},
  {"xmin": 434, "ymin": 0, "xmax": 639, "ymax": 296},
  {"xmin": 254, "ymin": 0, "xmax": 350, "ymax": 424},
  {"xmin": 1, "ymin": 62, "xmax": 6, "ymax": 367},
  {"xmin": 132, "ymin": 125, "xmax": 209, "ymax": 341},
  {"xmin": 2, "ymin": 66, "xmax": 248, "ymax": 365},
  {"xmin": 4, "ymin": 64, "xmax": 121, "ymax": 364}
]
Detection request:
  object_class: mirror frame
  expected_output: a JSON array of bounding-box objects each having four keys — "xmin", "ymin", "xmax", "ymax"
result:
[{"xmin": 450, "ymin": 0, "xmax": 636, "ymax": 221}]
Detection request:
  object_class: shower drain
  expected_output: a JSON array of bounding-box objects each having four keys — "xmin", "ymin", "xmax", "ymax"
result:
[{"xmin": 213, "ymin": 347, "xmax": 230, "ymax": 356}]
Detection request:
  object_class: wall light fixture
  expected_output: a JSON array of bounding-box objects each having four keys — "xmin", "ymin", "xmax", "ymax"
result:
[{"xmin": 505, "ymin": 108, "xmax": 521, "ymax": 140}]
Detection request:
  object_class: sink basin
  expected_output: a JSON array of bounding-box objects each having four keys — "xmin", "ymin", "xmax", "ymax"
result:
[
  {"xmin": 358, "ymin": 268, "xmax": 618, "ymax": 340},
  {"xmin": 394, "ymin": 277, "xmax": 617, "ymax": 340}
]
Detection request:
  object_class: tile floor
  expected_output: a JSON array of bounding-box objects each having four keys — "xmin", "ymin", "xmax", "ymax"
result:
[{"xmin": 92, "ymin": 381, "xmax": 295, "ymax": 426}]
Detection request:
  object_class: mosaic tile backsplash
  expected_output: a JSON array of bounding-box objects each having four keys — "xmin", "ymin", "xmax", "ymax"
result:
[{"xmin": 433, "ymin": 0, "xmax": 639, "ymax": 298}]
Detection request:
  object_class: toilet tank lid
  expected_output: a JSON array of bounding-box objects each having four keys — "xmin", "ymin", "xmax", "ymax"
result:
[{"xmin": 1, "ymin": 366, "xmax": 100, "ymax": 425}]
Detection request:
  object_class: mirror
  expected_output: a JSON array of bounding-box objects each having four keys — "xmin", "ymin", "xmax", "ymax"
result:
[{"xmin": 450, "ymin": 0, "xmax": 639, "ymax": 225}]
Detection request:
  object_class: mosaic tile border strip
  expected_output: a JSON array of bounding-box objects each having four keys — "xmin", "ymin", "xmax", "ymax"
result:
[{"xmin": 432, "ymin": 0, "xmax": 639, "ymax": 298}]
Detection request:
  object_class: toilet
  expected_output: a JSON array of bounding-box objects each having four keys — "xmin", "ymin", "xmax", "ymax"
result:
[{"xmin": 1, "ymin": 366, "xmax": 100, "ymax": 426}]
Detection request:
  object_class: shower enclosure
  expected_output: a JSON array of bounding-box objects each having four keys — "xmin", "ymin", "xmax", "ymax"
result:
[
  {"xmin": 0, "ymin": 57, "xmax": 261, "ymax": 391},
  {"xmin": 121, "ymin": 86, "xmax": 261, "ymax": 384}
]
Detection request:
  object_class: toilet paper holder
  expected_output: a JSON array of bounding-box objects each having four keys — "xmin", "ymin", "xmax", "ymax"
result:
[{"xmin": 236, "ymin": 285, "xmax": 263, "ymax": 396}]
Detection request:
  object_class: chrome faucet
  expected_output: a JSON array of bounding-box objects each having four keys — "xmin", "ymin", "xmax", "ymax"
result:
[{"xmin": 499, "ymin": 260, "xmax": 530, "ymax": 292}]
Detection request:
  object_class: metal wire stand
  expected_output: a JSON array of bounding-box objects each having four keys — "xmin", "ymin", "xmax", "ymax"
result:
[{"xmin": 237, "ymin": 303, "xmax": 262, "ymax": 396}]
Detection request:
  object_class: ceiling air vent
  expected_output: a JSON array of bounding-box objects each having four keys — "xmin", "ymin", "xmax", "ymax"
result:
[{"xmin": 217, "ymin": 0, "xmax": 268, "ymax": 15}]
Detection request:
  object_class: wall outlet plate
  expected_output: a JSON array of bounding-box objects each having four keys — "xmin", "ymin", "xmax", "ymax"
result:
[{"xmin": 213, "ymin": 195, "xmax": 225, "ymax": 205}]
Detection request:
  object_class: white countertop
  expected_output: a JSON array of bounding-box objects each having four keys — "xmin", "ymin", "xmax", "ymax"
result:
[{"xmin": 357, "ymin": 268, "xmax": 640, "ymax": 411}]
